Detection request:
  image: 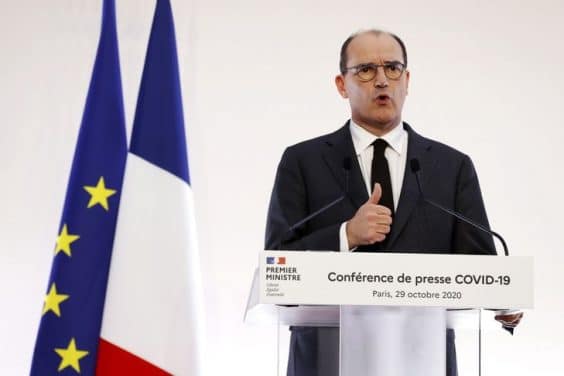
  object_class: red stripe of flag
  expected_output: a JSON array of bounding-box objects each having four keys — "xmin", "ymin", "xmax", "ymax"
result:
[{"xmin": 96, "ymin": 338, "xmax": 172, "ymax": 375}]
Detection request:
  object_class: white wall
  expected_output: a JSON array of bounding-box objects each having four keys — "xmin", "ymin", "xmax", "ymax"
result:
[{"xmin": 1, "ymin": 0, "xmax": 563, "ymax": 374}]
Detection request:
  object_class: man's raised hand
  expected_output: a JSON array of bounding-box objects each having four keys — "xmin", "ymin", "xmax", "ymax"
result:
[{"xmin": 346, "ymin": 183, "xmax": 393, "ymax": 249}]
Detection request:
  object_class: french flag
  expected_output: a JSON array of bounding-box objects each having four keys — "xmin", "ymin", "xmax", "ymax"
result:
[
  {"xmin": 267, "ymin": 257, "xmax": 286, "ymax": 265},
  {"xmin": 96, "ymin": 1, "xmax": 205, "ymax": 374}
]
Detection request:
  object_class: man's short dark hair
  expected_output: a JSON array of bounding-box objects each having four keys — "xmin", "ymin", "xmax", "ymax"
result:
[{"xmin": 339, "ymin": 30, "xmax": 408, "ymax": 75}]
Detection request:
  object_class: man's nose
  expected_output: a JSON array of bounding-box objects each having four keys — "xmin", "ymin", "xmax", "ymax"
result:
[{"xmin": 374, "ymin": 67, "xmax": 388, "ymax": 88}]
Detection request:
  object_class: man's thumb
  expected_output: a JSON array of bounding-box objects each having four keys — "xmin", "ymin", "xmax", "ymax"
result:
[{"xmin": 369, "ymin": 183, "xmax": 382, "ymax": 204}]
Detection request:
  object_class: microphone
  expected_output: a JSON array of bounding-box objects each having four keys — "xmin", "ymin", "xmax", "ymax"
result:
[
  {"xmin": 410, "ymin": 159, "xmax": 509, "ymax": 256},
  {"xmin": 275, "ymin": 158, "xmax": 352, "ymax": 248}
]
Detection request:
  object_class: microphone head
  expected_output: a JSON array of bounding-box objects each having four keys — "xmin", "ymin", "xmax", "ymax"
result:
[
  {"xmin": 410, "ymin": 158, "xmax": 421, "ymax": 173},
  {"xmin": 343, "ymin": 157, "xmax": 352, "ymax": 171}
]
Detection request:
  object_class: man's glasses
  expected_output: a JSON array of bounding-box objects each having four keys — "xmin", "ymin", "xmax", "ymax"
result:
[{"xmin": 345, "ymin": 62, "xmax": 406, "ymax": 81}]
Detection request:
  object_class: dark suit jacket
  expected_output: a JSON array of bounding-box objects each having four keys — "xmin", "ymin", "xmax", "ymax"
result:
[
  {"xmin": 265, "ymin": 121, "xmax": 495, "ymax": 254},
  {"xmin": 264, "ymin": 121, "xmax": 495, "ymax": 376}
]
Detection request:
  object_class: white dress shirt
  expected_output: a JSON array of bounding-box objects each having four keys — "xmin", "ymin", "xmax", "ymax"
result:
[{"xmin": 339, "ymin": 120, "xmax": 409, "ymax": 251}]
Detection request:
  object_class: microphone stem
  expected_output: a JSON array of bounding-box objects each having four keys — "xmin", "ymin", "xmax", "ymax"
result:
[
  {"xmin": 274, "ymin": 159, "xmax": 351, "ymax": 249},
  {"xmin": 413, "ymin": 168, "xmax": 508, "ymax": 256},
  {"xmin": 288, "ymin": 196, "xmax": 345, "ymax": 232},
  {"xmin": 424, "ymin": 199, "xmax": 509, "ymax": 256}
]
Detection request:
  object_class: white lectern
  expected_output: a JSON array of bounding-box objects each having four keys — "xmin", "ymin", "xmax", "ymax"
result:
[{"xmin": 245, "ymin": 251, "xmax": 533, "ymax": 376}]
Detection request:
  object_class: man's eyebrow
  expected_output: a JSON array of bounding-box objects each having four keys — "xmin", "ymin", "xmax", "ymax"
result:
[{"xmin": 354, "ymin": 60, "xmax": 403, "ymax": 66}]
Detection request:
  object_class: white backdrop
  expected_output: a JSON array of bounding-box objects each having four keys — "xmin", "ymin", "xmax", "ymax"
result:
[{"xmin": 1, "ymin": 0, "xmax": 563, "ymax": 374}]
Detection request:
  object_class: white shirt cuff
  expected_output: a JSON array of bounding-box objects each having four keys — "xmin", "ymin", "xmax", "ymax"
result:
[{"xmin": 339, "ymin": 222, "xmax": 353, "ymax": 252}]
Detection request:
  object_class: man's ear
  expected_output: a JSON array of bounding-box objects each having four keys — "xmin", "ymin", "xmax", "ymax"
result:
[
  {"xmin": 405, "ymin": 70, "xmax": 410, "ymax": 95},
  {"xmin": 335, "ymin": 75, "xmax": 348, "ymax": 98}
]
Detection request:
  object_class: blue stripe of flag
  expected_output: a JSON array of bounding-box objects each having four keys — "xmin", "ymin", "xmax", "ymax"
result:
[{"xmin": 129, "ymin": 0, "xmax": 190, "ymax": 185}]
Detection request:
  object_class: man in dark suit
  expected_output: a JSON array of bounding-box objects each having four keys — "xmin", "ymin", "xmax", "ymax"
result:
[{"xmin": 265, "ymin": 29, "xmax": 521, "ymax": 376}]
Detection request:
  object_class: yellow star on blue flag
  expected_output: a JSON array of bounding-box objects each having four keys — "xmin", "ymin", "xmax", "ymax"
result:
[
  {"xmin": 54, "ymin": 224, "xmax": 80, "ymax": 257},
  {"xmin": 84, "ymin": 176, "xmax": 117, "ymax": 211},
  {"xmin": 42, "ymin": 283, "xmax": 69, "ymax": 317},
  {"xmin": 54, "ymin": 338, "xmax": 89, "ymax": 373}
]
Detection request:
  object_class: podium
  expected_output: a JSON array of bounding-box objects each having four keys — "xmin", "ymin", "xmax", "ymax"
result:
[{"xmin": 244, "ymin": 251, "xmax": 533, "ymax": 376}]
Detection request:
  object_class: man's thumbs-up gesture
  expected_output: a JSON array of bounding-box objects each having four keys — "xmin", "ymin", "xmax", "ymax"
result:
[{"xmin": 346, "ymin": 183, "xmax": 393, "ymax": 249}]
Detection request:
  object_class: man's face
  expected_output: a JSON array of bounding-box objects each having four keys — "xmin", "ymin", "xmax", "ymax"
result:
[{"xmin": 335, "ymin": 32, "xmax": 410, "ymax": 135}]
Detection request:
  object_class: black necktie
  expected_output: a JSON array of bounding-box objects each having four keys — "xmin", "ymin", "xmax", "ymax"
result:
[
  {"xmin": 356, "ymin": 139, "xmax": 394, "ymax": 252},
  {"xmin": 371, "ymin": 139, "xmax": 394, "ymax": 215}
]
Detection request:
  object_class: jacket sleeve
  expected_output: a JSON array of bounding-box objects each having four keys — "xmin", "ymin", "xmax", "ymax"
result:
[
  {"xmin": 451, "ymin": 155, "xmax": 497, "ymax": 255},
  {"xmin": 264, "ymin": 147, "xmax": 341, "ymax": 251}
]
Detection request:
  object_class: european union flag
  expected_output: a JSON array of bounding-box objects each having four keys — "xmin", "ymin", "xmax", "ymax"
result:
[{"xmin": 30, "ymin": 0, "xmax": 127, "ymax": 374}]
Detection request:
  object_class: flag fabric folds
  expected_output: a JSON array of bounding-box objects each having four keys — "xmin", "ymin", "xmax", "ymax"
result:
[
  {"xmin": 96, "ymin": 0, "xmax": 205, "ymax": 374},
  {"xmin": 30, "ymin": 0, "xmax": 127, "ymax": 374}
]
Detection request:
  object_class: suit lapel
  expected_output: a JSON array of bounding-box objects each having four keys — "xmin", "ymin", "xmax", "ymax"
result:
[
  {"xmin": 387, "ymin": 123, "xmax": 432, "ymax": 248},
  {"xmin": 322, "ymin": 122, "xmax": 368, "ymax": 210}
]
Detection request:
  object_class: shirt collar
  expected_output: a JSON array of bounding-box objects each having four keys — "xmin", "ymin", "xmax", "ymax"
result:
[{"xmin": 349, "ymin": 119, "xmax": 407, "ymax": 156}]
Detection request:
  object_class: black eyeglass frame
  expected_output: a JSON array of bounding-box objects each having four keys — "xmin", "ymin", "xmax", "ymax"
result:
[{"xmin": 344, "ymin": 61, "xmax": 406, "ymax": 81}]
